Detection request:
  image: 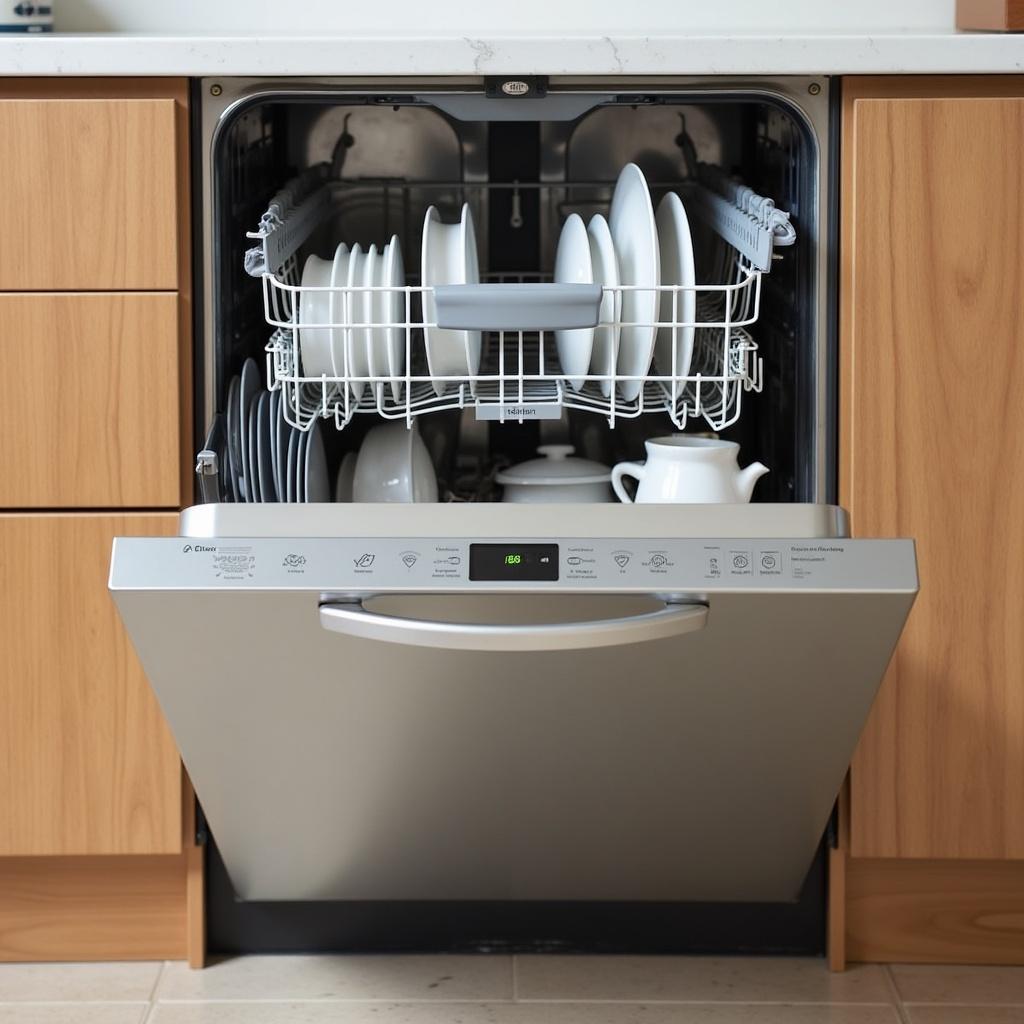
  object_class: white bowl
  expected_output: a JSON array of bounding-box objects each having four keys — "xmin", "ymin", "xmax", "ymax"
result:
[
  {"xmin": 334, "ymin": 451, "xmax": 358, "ymax": 503},
  {"xmin": 352, "ymin": 421, "xmax": 438, "ymax": 503}
]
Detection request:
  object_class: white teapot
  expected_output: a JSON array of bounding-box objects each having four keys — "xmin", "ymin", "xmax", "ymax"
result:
[{"xmin": 611, "ymin": 436, "xmax": 768, "ymax": 504}]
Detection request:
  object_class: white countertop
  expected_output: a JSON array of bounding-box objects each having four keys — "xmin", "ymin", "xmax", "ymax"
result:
[{"xmin": 0, "ymin": 31, "xmax": 1021, "ymax": 78}]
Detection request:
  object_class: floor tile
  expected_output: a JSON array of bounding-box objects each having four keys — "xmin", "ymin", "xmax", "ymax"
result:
[
  {"xmin": 156, "ymin": 955, "xmax": 513, "ymax": 1002},
  {"xmin": 149, "ymin": 1003, "xmax": 902, "ymax": 1024},
  {"xmin": 891, "ymin": 965, "xmax": 1024, "ymax": 1004},
  {"xmin": 0, "ymin": 1006, "xmax": 147, "ymax": 1024},
  {"xmin": 0, "ymin": 962, "xmax": 162, "ymax": 1001},
  {"xmin": 905, "ymin": 1009, "xmax": 1024, "ymax": 1024},
  {"xmin": 514, "ymin": 956, "xmax": 895, "ymax": 1004}
]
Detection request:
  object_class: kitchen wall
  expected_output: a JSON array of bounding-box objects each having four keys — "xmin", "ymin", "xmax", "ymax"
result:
[{"xmin": 59, "ymin": 0, "xmax": 957, "ymax": 33}]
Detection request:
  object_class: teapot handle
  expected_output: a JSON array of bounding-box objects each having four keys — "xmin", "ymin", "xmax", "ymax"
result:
[{"xmin": 611, "ymin": 461, "xmax": 645, "ymax": 504}]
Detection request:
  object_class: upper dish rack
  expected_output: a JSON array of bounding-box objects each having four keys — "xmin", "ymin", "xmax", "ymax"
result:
[{"xmin": 245, "ymin": 166, "xmax": 795, "ymax": 432}]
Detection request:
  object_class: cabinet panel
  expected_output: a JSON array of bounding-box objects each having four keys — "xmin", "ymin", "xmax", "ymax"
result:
[
  {"xmin": 0, "ymin": 514, "xmax": 182, "ymax": 856},
  {"xmin": 0, "ymin": 294, "xmax": 181, "ymax": 508},
  {"xmin": 0, "ymin": 98, "xmax": 177, "ymax": 290},
  {"xmin": 842, "ymin": 84, "xmax": 1024, "ymax": 859}
]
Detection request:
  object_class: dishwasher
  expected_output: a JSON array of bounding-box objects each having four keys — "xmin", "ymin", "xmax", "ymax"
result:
[{"xmin": 110, "ymin": 76, "xmax": 917, "ymax": 954}]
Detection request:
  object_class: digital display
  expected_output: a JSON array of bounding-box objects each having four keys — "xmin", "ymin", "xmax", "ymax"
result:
[{"xmin": 469, "ymin": 543, "xmax": 559, "ymax": 581}]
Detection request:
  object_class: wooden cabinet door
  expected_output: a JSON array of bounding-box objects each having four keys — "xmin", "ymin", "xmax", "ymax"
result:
[
  {"xmin": 0, "ymin": 97, "xmax": 178, "ymax": 290},
  {"xmin": 0, "ymin": 514, "xmax": 182, "ymax": 856},
  {"xmin": 842, "ymin": 78, "xmax": 1024, "ymax": 859},
  {"xmin": 0, "ymin": 293, "xmax": 182, "ymax": 508}
]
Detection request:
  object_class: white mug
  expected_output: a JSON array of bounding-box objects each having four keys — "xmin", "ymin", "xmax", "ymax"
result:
[{"xmin": 611, "ymin": 436, "xmax": 768, "ymax": 504}]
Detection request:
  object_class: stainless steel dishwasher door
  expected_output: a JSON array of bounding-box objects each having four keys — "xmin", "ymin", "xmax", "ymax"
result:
[{"xmin": 111, "ymin": 567, "xmax": 915, "ymax": 903}]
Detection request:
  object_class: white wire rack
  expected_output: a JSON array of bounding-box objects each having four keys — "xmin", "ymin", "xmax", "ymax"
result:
[{"xmin": 249, "ymin": 176, "xmax": 786, "ymax": 433}]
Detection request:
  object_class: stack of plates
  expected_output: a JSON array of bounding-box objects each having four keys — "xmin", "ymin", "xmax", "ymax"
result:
[
  {"xmin": 223, "ymin": 359, "xmax": 329, "ymax": 503},
  {"xmin": 291, "ymin": 169, "xmax": 692, "ymax": 403},
  {"xmin": 297, "ymin": 203, "xmax": 485, "ymax": 401},
  {"xmin": 554, "ymin": 162, "xmax": 697, "ymax": 401},
  {"xmin": 299, "ymin": 235, "xmax": 406, "ymax": 402},
  {"xmin": 421, "ymin": 203, "xmax": 482, "ymax": 396}
]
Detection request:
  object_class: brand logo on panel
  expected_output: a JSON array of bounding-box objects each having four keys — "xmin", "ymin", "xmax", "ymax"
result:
[{"xmin": 502, "ymin": 80, "xmax": 530, "ymax": 96}]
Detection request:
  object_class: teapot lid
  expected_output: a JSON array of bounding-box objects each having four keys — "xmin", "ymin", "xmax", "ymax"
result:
[{"xmin": 495, "ymin": 445, "xmax": 611, "ymax": 486}]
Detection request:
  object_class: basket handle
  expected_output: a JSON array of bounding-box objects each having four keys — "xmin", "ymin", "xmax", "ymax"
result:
[{"xmin": 433, "ymin": 283, "xmax": 602, "ymax": 332}]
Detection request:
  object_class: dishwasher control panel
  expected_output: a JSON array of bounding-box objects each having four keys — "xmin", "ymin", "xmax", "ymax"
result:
[{"xmin": 110, "ymin": 536, "xmax": 918, "ymax": 594}]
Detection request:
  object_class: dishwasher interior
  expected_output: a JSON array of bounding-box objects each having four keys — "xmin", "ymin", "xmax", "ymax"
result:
[
  {"xmin": 201, "ymin": 79, "xmax": 826, "ymax": 507},
  {"xmin": 163, "ymin": 78, "xmax": 850, "ymax": 956}
]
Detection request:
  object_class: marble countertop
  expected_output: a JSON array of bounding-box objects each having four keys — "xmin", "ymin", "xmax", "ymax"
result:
[{"xmin": 0, "ymin": 30, "xmax": 1021, "ymax": 77}]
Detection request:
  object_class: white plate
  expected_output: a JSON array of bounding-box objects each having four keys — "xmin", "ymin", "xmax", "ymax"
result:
[
  {"xmin": 304, "ymin": 421, "xmax": 330, "ymax": 503},
  {"xmin": 654, "ymin": 191, "xmax": 697, "ymax": 397},
  {"xmin": 245, "ymin": 395, "xmax": 260, "ymax": 501},
  {"xmin": 334, "ymin": 451, "xmax": 358, "ymax": 502},
  {"xmin": 285, "ymin": 427, "xmax": 299, "ymax": 503},
  {"xmin": 225, "ymin": 374, "xmax": 242, "ymax": 502},
  {"xmin": 238, "ymin": 358, "xmax": 261, "ymax": 502},
  {"xmin": 294, "ymin": 430, "xmax": 308, "ymax": 503},
  {"xmin": 274, "ymin": 391, "xmax": 289, "ymax": 502},
  {"xmin": 344, "ymin": 243, "xmax": 369, "ymax": 401},
  {"xmin": 268, "ymin": 389, "xmax": 281, "ymax": 500},
  {"xmin": 361, "ymin": 243, "xmax": 383, "ymax": 396},
  {"xmin": 328, "ymin": 242, "xmax": 353, "ymax": 393},
  {"xmin": 587, "ymin": 214, "xmax": 622, "ymax": 398},
  {"xmin": 421, "ymin": 203, "xmax": 481, "ymax": 397},
  {"xmin": 609, "ymin": 163, "xmax": 660, "ymax": 402},
  {"xmin": 553, "ymin": 212, "xmax": 594, "ymax": 391},
  {"xmin": 298, "ymin": 255, "xmax": 334, "ymax": 379},
  {"xmin": 380, "ymin": 236, "xmax": 406, "ymax": 403},
  {"xmin": 255, "ymin": 391, "xmax": 276, "ymax": 502}
]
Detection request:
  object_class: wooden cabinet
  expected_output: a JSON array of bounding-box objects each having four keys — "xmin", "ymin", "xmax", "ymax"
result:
[
  {"xmin": 0, "ymin": 97, "xmax": 178, "ymax": 290},
  {"xmin": 836, "ymin": 75, "xmax": 1024, "ymax": 966},
  {"xmin": 0, "ymin": 79, "xmax": 200, "ymax": 965},
  {"xmin": 0, "ymin": 514, "xmax": 182, "ymax": 856},
  {"xmin": 0, "ymin": 293, "xmax": 182, "ymax": 508}
]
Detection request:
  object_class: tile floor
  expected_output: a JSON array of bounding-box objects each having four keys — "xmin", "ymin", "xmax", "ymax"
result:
[{"xmin": 1, "ymin": 956, "xmax": 1023, "ymax": 1023}]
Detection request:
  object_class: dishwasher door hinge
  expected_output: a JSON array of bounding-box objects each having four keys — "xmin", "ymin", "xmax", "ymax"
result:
[
  {"xmin": 825, "ymin": 801, "xmax": 839, "ymax": 849},
  {"xmin": 195, "ymin": 448, "xmax": 221, "ymax": 505},
  {"xmin": 194, "ymin": 801, "xmax": 209, "ymax": 847}
]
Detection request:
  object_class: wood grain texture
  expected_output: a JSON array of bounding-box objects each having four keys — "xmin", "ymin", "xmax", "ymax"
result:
[
  {"xmin": 0, "ymin": 97, "xmax": 178, "ymax": 290},
  {"xmin": 840, "ymin": 80, "xmax": 1024, "ymax": 860},
  {"xmin": 0, "ymin": 855, "xmax": 186, "ymax": 961},
  {"xmin": 0, "ymin": 293, "xmax": 181, "ymax": 508},
  {"xmin": 0, "ymin": 514, "xmax": 182, "ymax": 856},
  {"xmin": 847, "ymin": 858, "xmax": 1024, "ymax": 964},
  {"xmin": 956, "ymin": 0, "xmax": 1024, "ymax": 30},
  {"xmin": 182, "ymin": 775, "xmax": 206, "ymax": 969},
  {"xmin": 828, "ymin": 778, "xmax": 851, "ymax": 971},
  {"xmin": 828, "ymin": 848, "xmax": 847, "ymax": 971},
  {"xmin": 171, "ymin": 83, "xmax": 195, "ymax": 507}
]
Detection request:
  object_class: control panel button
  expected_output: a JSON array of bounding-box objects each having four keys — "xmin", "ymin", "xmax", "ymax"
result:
[{"xmin": 728, "ymin": 550, "xmax": 752, "ymax": 577}]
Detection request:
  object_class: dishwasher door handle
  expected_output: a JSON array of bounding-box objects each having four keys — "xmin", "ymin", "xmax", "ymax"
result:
[{"xmin": 318, "ymin": 600, "xmax": 709, "ymax": 652}]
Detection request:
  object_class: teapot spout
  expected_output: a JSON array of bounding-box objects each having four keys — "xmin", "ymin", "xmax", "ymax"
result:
[{"xmin": 738, "ymin": 462, "xmax": 769, "ymax": 502}]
